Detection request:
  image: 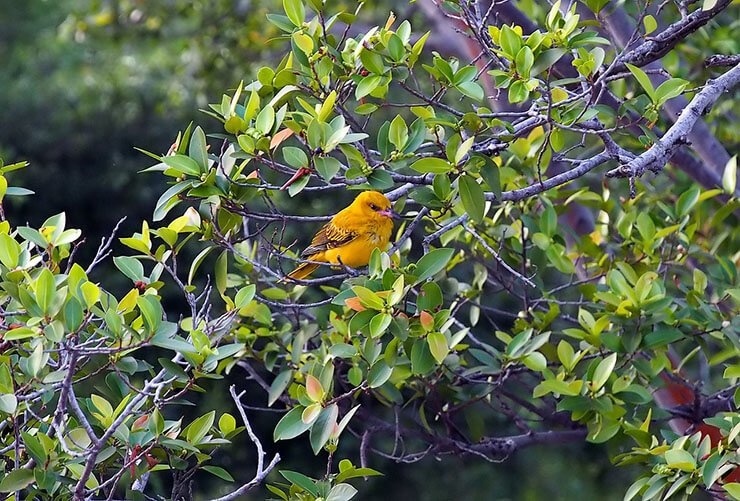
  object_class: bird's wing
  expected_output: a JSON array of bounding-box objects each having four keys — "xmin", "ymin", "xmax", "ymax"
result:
[{"xmin": 301, "ymin": 221, "xmax": 358, "ymax": 257}]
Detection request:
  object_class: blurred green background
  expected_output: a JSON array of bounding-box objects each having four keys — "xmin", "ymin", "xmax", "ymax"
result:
[{"xmin": 0, "ymin": 1, "xmax": 646, "ymax": 498}]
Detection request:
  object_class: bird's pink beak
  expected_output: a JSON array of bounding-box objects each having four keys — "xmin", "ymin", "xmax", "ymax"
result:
[{"xmin": 379, "ymin": 208, "xmax": 402, "ymax": 220}]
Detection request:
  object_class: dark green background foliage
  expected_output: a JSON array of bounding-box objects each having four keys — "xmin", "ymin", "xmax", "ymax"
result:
[{"xmin": 0, "ymin": 0, "xmax": 276, "ymax": 258}]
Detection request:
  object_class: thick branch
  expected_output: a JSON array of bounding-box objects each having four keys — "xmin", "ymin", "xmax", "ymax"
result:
[
  {"xmin": 491, "ymin": 151, "xmax": 612, "ymax": 202},
  {"xmin": 611, "ymin": 0, "xmax": 733, "ymax": 73},
  {"xmin": 495, "ymin": 1, "xmax": 729, "ymax": 190},
  {"xmin": 606, "ymin": 63, "xmax": 740, "ymax": 180},
  {"xmin": 706, "ymin": 54, "xmax": 740, "ymax": 68},
  {"xmin": 601, "ymin": 4, "xmax": 733, "ymax": 181}
]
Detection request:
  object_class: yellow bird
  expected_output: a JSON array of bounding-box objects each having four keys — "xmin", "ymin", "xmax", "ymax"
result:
[{"xmin": 286, "ymin": 191, "xmax": 401, "ymax": 280}]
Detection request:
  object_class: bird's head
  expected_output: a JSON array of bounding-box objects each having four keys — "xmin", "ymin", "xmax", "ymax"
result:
[{"xmin": 352, "ymin": 191, "xmax": 401, "ymax": 221}]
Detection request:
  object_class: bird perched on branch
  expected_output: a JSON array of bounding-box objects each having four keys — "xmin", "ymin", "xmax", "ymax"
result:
[{"xmin": 286, "ymin": 191, "xmax": 401, "ymax": 281}]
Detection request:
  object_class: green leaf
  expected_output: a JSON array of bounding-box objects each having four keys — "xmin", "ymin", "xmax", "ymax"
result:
[
  {"xmin": 158, "ymin": 358, "xmax": 190, "ymax": 381},
  {"xmin": 626, "ymin": 63, "xmax": 655, "ymax": 102},
  {"xmin": 411, "ymin": 338, "xmax": 436, "ymax": 375},
  {"xmin": 723, "ymin": 155, "xmax": 737, "ymax": 194},
  {"xmin": 607, "ymin": 269, "xmax": 636, "ymax": 303},
  {"xmin": 413, "ymin": 248, "xmax": 455, "ymax": 283},
  {"xmin": 355, "ymin": 75, "xmax": 382, "ymax": 100},
  {"xmin": 326, "ymin": 483, "xmax": 358, "ymax": 501},
  {"xmin": 533, "ymin": 378, "xmax": 583, "ymax": 397},
  {"xmin": 427, "ymin": 331, "xmax": 449, "ymax": 364},
  {"xmin": 189, "ymin": 126, "xmax": 209, "ymax": 171},
  {"xmin": 314, "ymin": 156, "xmax": 342, "ymax": 181},
  {"xmin": 0, "ymin": 469, "xmax": 35, "ymax": 492},
  {"xmin": 388, "ymin": 33, "xmax": 405, "ymax": 62},
  {"xmin": 546, "ymin": 0, "xmax": 561, "ymax": 28},
  {"xmin": 367, "ymin": 361, "xmax": 392, "ymax": 388},
  {"xmin": 274, "ymin": 407, "xmax": 312, "ymax": 441},
  {"xmin": 318, "ymin": 90, "xmax": 336, "ymax": 122},
  {"xmin": 410, "ymin": 157, "xmax": 453, "ymax": 174},
  {"xmin": 505, "ymin": 329, "xmax": 533, "ymax": 358},
  {"xmin": 302, "ymin": 403, "xmax": 322, "ymax": 426},
  {"xmin": 234, "ymin": 284, "xmax": 256, "ymax": 309},
  {"xmin": 215, "ymin": 251, "xmax": 228, "ymax": 298},
  {"xmin": 635, "ymin": 212, "xmax": 655, "ymax": 242},
  {"xmin": 545, "ymin": 244, "xmax": 575, "ymax": 274},
  {"xmin": 644, "ymin": 327, "xmax": 683, "ymax": 348},
  {"xmin": 702, "ymin": 453, "xmax": 725, "ymax": 488},
  {"xmin": 388, "ymin": 115, "xmax": 408, "ymax": 150},
  {"xmin": 508, "ymin": 80, "xmax": 529, "ymax": 103},
  {"xmin": 456, "ymin": 81, "xmax": 485, "ymax": 101},
  {"xmin": 90, "ymin": 394, "xmax": 114, "ymax": 418},
  {"xmin": 557, "ymin": 340, "xmax": 576, "ymax": 371},
  {"xmin": 137, "ymin": 295, "xmax": 163, "ymax": 333},
  {"xmin": 724, "ymin": 483, "xmax": 740, "ymax": 500},
  {"xmin": 351, "ymin": 286, "xmax": 385, "ymax": 310},
  {"xmin": 151, "ymin": 325, "xmax": 196, "ymax": 354},
  {"xmin": 35, "ymin": 268, "xmax": 56, "ymax": 315},
  {"xmin": 643, "ymin": 15, "xmax": 657, "ymax": 35},
  {"xmin": 219, "ymin": 413, "xmax": 237, "ymax": 436},
  {"xmin": 283, "ymin": 0, "xmax": 305, "ymax": 26},
  {"xmin": 335, "ymin": 463, "xmax": 382, "ymax": 483},
  {"xmin": 5, "ymin": 324, "xmax": 38, "ymax": 341},
  {"xmin": 255, "ymin": 106, "xmax": 275, "ymax": 135},
  {"xmin": 153, "ymin": 180, "xmax": 192, "ymax": 222},
  {"xmin": 329, "ymin": 343, "xmax": 357, "ymax": 358},
  {"xmin": 499, "ymin": 25, "xmax": 522, "ymax": 58},
  {"xmin": 367, "ymin": 169, "xmax": 394, "ymax": 190},
  {"xmin": 283, "ymin": 146, "xmax": 308, "ymax": 168},
  {"xmin": 203, "ymin": 466, "xmax": 234, "ymax": 482},
  {"xmin": 21, "ymin": 432, "xmax": 47, "ymax": 464},
  {"xmin": 114, "ymin": 256, "xmax": 145, "ymax": 282},
  {"xmin": 280, "ymin": 470, "xmax": 319, "ymax": 496},
  {"xmin": 515, "ymin": 46, "xmax": 534, "ymax": 78},
  {"xmin": 360, "ymin": 50, "xmax": 385, "ymax": 75},
  {"xmin": 472, "ymin": 156, "xmax": 500, "ymax": 202},
  {"xmin": 355, "ymin": 103, "xmax": 378, "ymax": 115},
  {"xmin": 623, "ymin": 477, "xmax": 649, "ymax": 501},
  {"xmin": 287, "ymin": 173, "xmax": 310, "ymax": 197},
  {"xmin": 0, "ymin": 233, "xmax": 20, "ymax": 269},
  {"xmin": 458, "ymin": 175, "xmax": 485, "ymax": 223},
  {"xmin": 310, "ymin": 403, "xmax": 338, "ymax": 454},
  {"xmin": 404, "ymin": 118, "xmax": 427, "ymax": 154},
  {"xmin": 590, "ymin": 353, "xmax": 617, "ymax": 392},
  {"xmin": 0, "ymin": 394, "xmax": 18, "ymax": 415},
  {"xmin": 664, "ymin": 449, "xmax": 696, "ymax": 471},
  {"xmin": 369, "ymin": 312, "xmax": 392, "ymax": 338},
  {"xmin": 268, "ymin": 370, "xmax": 293, "ymax": 406},
  {"xmin": 0, "ymin": 364, "xmax": 12, "ymax": 394},
  {"xmin": 540, "ymin": 203, "xmax": 557, "ymax": 236},
  {"xmin": 655, "ymin": 78, "xmax": 688, "ymax": 105},
  {"xmin": 531, "ymin": 48, "xmax": 566, "ymax": 75},
  {"xmin": 186, "ymin": 411, "xmax": 216, "ymax": 444},
  {"xmin": 163, "ymin": 154, "xmax": 202, "ymax": 176}
]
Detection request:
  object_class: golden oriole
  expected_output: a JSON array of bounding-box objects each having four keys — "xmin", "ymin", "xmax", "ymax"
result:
[{"xmin": 286, "ymin": 191, "xmax": 400, "ymax": 280}]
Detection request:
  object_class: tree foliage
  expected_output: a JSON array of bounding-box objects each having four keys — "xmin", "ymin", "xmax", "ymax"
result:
[{"xmin": 0, "ymin": 0, "xmax": 738, "ymax": 500}]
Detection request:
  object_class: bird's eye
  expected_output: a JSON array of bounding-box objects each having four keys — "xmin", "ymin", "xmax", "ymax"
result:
[{"xmin": 369, "ymin": 203, "xmax": 378, "ymax": 210}]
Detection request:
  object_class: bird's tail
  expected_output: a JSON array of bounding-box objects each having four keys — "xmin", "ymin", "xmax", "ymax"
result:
[{"xmin": 286, "ymin": 262, "xmax": 319, "ymax": 281}]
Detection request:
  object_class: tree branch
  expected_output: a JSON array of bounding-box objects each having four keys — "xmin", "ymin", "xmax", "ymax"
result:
[
  {"xmin": 206, "ymin": 386, "xmax": 281, "ymax": 501},
  {"xmin": 705, "ymin": 54, "xmax": 740, "ymax": 68},
  {"xmin": 606, "ymin": 63, "xmax": 740, "ymax": 181},
  {"xmin": 610, "ymin": 0, "xmax": 733, "ymax": 73}
]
